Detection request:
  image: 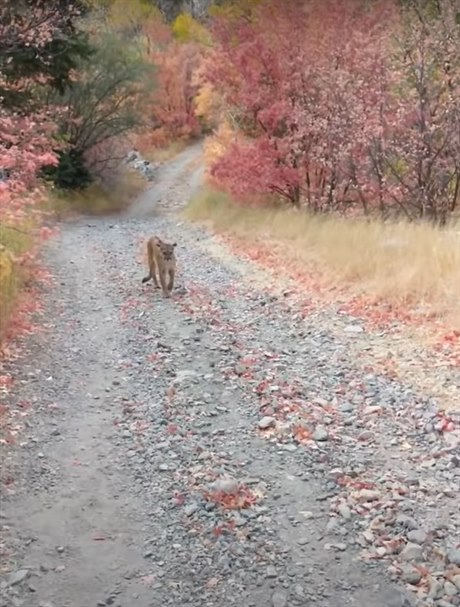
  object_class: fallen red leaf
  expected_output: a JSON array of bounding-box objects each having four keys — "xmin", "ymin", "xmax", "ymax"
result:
[
  {"xmin": 204, "ymin": 486, "xmax": 259, "ymax": 510},
  {"xmin": 292, "ymin": 424, "xmax": 312, "ymax": 443}
]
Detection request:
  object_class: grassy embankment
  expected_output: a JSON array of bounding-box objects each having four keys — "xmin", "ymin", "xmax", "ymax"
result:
[
  {"xmin": 0, "ymin": 223, "xmax": 34, "ymax": 341},
  {"xmin": 184, "ymin": 187, "xmax": 460, "ymax": 328},
  {"xmin": 0, "ymin": 166, "xmax": 147, "ymax": 342}
]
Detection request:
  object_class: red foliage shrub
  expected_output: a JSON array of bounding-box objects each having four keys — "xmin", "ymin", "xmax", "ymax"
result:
[
  {"xmin": 136, "ymin": 18, "xmax": 202, "ymax": 151},
  {"xmin": 0, "ymin": 1, "xmax": 80, "ymax": 345},
  {"xmin": 202, "ymin": 0, "xmax": 460, "ymax": 222},
  {"xmin": 1, "ymin": 1, "xmax": 90, "ymax": 218},
  {"xmin": 0, "ymin": 111, "xmax": 57, "ymax": 221}
]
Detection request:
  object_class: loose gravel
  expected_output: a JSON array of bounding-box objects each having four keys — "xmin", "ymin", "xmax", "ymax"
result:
[{"xmin": 0, "ymin": 144, "xmax": 459, "ymax": 607}]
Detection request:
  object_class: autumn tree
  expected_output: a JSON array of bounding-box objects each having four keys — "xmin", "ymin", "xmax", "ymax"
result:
[
  {"xmin": 200, "ymin": 0, "xmax": 459, "ymax": 223},
  {"xmin": 44, "ymin": 31, "xmax": 155, "ymax": 189},
  {"xmin": 383, "ymin": 0, "xmax": 460, "ymax": 223},
  {"xmin": 201, "ymin": 0, "xmax": 395, "ymax": 210},
  {"xmin": 0, "ymin": 0, "xmax": 94, "ymax": 342},
  {"xmin": 0, "ymin": 0, "xmax": 93, "ymax": 219},
  {"xmin": 132, "ymin": 11, "xmax": 202, "ymax": 151},
  {"xmin": 0, "ymin": 0, "xmax": 93, "ymax": 109}
]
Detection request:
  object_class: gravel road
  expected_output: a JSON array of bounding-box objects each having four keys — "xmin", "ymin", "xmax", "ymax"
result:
[{"xmin": 1, "ymin": 143, "xmax": 459, "ymax": 607}]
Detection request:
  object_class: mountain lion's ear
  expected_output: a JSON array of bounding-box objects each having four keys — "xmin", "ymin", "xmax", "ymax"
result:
[{"xmin": 172, "ymin": 242, "xmax": 177, "ymax": 248}]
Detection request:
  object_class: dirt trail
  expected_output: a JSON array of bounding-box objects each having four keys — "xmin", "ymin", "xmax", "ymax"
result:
[{"xmin": 1, "ymin": 145, "xmax": 458, "ymax": 607}]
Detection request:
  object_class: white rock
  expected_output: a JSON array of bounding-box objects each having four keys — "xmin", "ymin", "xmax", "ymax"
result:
[
  {"xmin": 258, "ymin": 416, "xmax": 276, "ymax": 430},
  {"xmin": 344, "ymin": 324, "xmax": 364, "ymax": 333}
]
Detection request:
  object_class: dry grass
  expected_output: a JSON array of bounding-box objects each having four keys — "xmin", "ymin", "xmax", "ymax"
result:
[
  {"xmin": 0, "ymin": 224, "xmax": 34, "ymax": 341},
  {"xmin": 143, "ymin": 140, "xmax": 188, "ymax": 164},
  {"xmin": 47, "ymin": 168, "xmax": 146, "ymax": 218},
  {"xmin": 184, "ymin": 188, "xmax": 460, "ymax": 326}
]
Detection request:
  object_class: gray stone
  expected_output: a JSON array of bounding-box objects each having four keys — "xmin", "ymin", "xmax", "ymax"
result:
[
  {"xmin": 184, "ymin": 503, "xmax": 198, "ymax": 517},
  {"xmin": 266, "ymin": 565, "xmax": 277, "ymax": 578},
  {"xmin": 338, "ymin": 503, "xmax": 352, "ymax": 520},
  {"xmin": 294, "ymin": 584, "xmax": 304, "ymax": 597},
  {"xmin": 396, "ymin": 515, "xmax": 418, "ymax": 531},
  {"xmin": 357, "ymin": 430, "xmax": 374, "ymax": 442},
  {"xmin": 444, "ymin": 581, "xmax": 458, "ymax": 596},
  {"xmin": 8, "ymin": 569, "xmax": 30, "ymax": 587},
  {"xmin": 258, "ymin": 416, "xmax": 276, "ymax": 430},
  {"xmin": 357, "ymin": 489, "xmax": 380, "ymax": 502},
  {"xmin": 326, "ymin": 518, "xmax": 341, "ymax": 534},
  {"xmin": 428, "ymin": 578, "xmax": 444, "ymax": 599},
  {"xmin": 313, "ymin": 426, "xmax": 329, "ymax": 441},
  {"xmin": 174, "ymin": 369, "xmax": 199, "ymax": 382},
  {"xmin": 401, "ymin": 566, "xmax": 422, "ymax": 585},
  {"xmin": 448, "ymin": 548, "xmax": 460, "ymax": 566},
  {"xmin": 344, "ymin": 324, "xmax": 364, "ymax": 333},
  {"xmin": 400, "ymin": 542, "xmax": 423, "ymax": 562},
  {"xmin": 381, "ymin": 587, "xmax": 415, "ymax": 607},
  {"xmin": 340, "ymin": 401, "xmax": 354, "ymax": 413},
  {"xmin": 272, "ymin": 590, "xmax": 288, "ymax": 607},
  {"xmin": 211, "ymin": 478, "xmax": 239, "ymax": 494},
  {"xmin": 406, "ymin": 529, "xmax": 427, "ymax": 544},
  {"xmin": 284, "ymin": 443, "xmax": 297, "ymax": 452}
]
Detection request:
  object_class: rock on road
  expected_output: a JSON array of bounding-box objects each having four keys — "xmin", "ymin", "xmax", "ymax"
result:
[{"xmin": 1, "ymin": 143, "xmax": 459, "ymax": 607}]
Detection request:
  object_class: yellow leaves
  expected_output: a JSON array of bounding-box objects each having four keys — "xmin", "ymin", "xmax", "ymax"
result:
[
  {"xmin": 0, "ymin": 244, "xmax": 16, "ymax": 341},
  {"xmin": 172, "ymin": 13, "xmax": 211, "ymax": 45},
  {"xmin": 387, "ymin": 155, "xmax": 408, "ymax": 178},
  {"xmin": 194, "ymin": 82, "xmax": 223, "ymax": 126},
  {"xmin": 0, "ymin": 245, "xmax": 14, "ymax": 284},
  {"xmin": 208, "ymin": 0, "xmax": 265, "ymax": 21},
  {"xmin": 203, "ymin": 120, "xmax": 238, "ymax": 167},
  {"xmin": 100, "ymin": 0, "xmax": 161, "ymax": 33}
]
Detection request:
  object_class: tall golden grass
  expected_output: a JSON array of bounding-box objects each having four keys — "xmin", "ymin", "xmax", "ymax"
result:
[
  {"xmin": 142, "ymin": 140, "xmax": 188, "ymax": 164},
  {"xmin": 1, "ymin": 167, "xmax": 147, "ymax": 341},
  {"xmin": 0, "ymin": 224, "xmax": 34, "ymax": 341},
  {"xmin": 47, "ymin": 168, "xmax": 146, "ymax": 218},
  {"xmin": 184, "ymin": 188, "xmax": 460, "ymax": 327}
]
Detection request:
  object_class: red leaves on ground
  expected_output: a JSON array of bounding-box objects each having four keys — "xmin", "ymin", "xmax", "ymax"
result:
[
  {"xmin": 347, "ymin": 480, "xmax": 377, "ymax": 491},
  {"xmin": 255, "ymin": 379, "xmax": 270, "ymax": 396},
  {"xmin": 173, "ymin": 492, "xmax": 186, "ymax": 507},
  {"xmin": 292, "ymin": 424, "xmax": 312, "ymax": 444},
  {"xmin": 131, "ymin": 420, "xmax": 149, "ymax": 435},
  {"xmin": 435, "ymin": 412, "xmax": 456, "ymax": 433},
  {"xmin": 220, "ymin": 233, "xmax": 459, "ymax": 375},
  {"xmin": 441, "ymin": 330, "xmax": 460, "ymax": 344},
  {"xmin": 119, "ymin": 297, "xmax": 141, "ymax": 323},
  {"xmin": 0, "ymin": 374, "xmax": 14, "ymax": 393},
  {"xmin": 433, "ymin": 331, "xmax": 460, "ymax": 369},
  {"xmin": 211, "ymin": 520, "xmax": 238, "ymax": 538},
  {"xmin": 176, "ymin": 283, "xmax": 223, "ymax": 324},
  {"xmin": 204, "ymin": 486, "xmax": 259, "ymax": 511}
]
